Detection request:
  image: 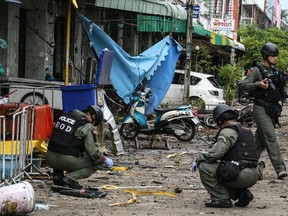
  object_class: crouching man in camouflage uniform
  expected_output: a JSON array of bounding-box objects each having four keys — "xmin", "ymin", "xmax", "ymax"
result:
[
  {"xmin": 46, "ymin": 105, "xmax": 113, "ymax": 189},
  {"xmin": 193, "ymin": 104, "xmax": 259, "ymax": 208}
]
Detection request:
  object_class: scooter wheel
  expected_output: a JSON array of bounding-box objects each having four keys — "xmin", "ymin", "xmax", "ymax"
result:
[
  {"xmin": 203, "ymin": 114, "xmax": 218, "ymax": 129},
  {"xmin": 239, "ymin": 92, "xmax": 251, "ymax": 106},
  {"xmin": 173, "ymin": 119, "xmax": 196, "ymax": 142},
  {"xmin": 119, "ymin": 122, "xmax": 140, "ymax": 139}
]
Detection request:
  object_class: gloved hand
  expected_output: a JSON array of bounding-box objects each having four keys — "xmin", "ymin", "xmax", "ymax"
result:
[
  {"xmin": 191, "ymin": 161, "xmax": 197, "ymax": 172},
  {"xmin": 104, "ymin": 157, "xmax": 114, "ymax": 167}
]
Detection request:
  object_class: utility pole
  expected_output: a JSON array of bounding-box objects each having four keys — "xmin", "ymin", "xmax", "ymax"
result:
[
  {"xmin": 64, "ymin": 0, "xmax": 71, "ymax": 86},
  {"xmin": 183, "ymin": 0, "xmax": 194, "ymax": 104}
]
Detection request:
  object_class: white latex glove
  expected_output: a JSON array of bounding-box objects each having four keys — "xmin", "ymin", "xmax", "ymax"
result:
[
  {"xmin": 104, "ymin": 157, "xmax": 113, "ymax": 167},
  {"xmin": 191, "ymin": 161, "xmax": 197, "ymax": 172}
]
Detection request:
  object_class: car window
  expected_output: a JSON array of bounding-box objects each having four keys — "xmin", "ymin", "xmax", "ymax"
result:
[
  {"xmin": 172, "ymin": 73, "xmax": 201, "ymax": 85},
  {"xmin": 190, "ymin": 75, "xmax": 201, "ymax": 85},
  {"xmin": 172, "ymin": 73, "xmax": 184, "ymax": 84},
  {"xmin": 207, "ymin": 77, "xmax": 222, "ymax": 88}
]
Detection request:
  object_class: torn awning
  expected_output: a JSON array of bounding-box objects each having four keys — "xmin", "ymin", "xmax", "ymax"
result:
[{"xmin": 78, "ymin": 13, "xmax": 183, "ymax": 115}]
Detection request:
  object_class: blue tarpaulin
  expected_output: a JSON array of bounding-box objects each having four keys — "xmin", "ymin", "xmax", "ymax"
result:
[{"xmin": 78, "ymin": 13, "xmax": 183, "ymax": 115}]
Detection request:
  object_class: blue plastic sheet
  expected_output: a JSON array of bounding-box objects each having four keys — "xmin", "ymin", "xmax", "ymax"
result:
[{"xmin": 78, "ymin": 13, "xmax": 183, "ymax": 115}]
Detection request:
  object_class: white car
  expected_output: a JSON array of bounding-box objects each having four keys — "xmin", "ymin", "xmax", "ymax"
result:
[{"xmin": 162, "ymin": 70, "xmax": 226, "ymax": 110}]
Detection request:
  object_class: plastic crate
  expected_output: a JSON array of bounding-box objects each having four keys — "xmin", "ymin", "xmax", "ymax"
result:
[{"xmin": 61, "ymin": 84, "xmax": 96, "ymax": 112}]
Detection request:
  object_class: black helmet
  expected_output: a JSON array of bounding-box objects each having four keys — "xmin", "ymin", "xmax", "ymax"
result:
[
  {"xmin": 213, "ymin": 104, "xmax": 236, "ymax": 125},
  {"xmin": 261, "ymin": 42, "xmax": 279, "ymax": 59},
  {"xmin": 83, "ymin": 105, "xmax": 103, "ymax": 125}
]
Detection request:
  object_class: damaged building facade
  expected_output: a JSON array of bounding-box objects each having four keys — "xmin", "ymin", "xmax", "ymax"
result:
[{"xmin": 0, "ymin": 0, "xmax": 283, "ymax": 84}]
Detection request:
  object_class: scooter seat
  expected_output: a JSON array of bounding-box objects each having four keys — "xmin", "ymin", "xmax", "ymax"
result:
[
  {"xmin": 154, "ymin": 105, "xmax": 190, "ymax": 113},
  {"xmin": 154, "ymin": 108, "xmax": 175, "ymax": 113}
]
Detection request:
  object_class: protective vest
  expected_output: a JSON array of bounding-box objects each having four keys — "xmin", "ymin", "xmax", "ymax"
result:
[
  {"xmin": 249, "ymin": 64, "xmax": 283, "ymax": 103},
  {"xmin": 48, "ymin": 111, "xmax": 89, "ymax": 157},
  {"xmin": 218, "ymin": 124, "xmax": 258, "ymax": 162}
]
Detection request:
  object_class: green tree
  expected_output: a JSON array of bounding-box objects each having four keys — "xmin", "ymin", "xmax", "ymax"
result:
[
  {"xmin": 176, "ymin": 47, "xmax": 217, "ymax": 73},
  {"xmin": 218, "ymin": 64, "xmax": 242, "ymax": 101},
  {"xmin": 216, "ymin": 25, "xmax": 288, "ymax": 103},
  {"xmin": 281, "ymin": 9, "xmax": 288, "ymax": 29},
  {"xmin": 191, "ymin": 48, "xmax": 216, "ymax": 73},
  {"xmin": 237, "ymin": 25, "xmax": 288, "ymax": 71}
]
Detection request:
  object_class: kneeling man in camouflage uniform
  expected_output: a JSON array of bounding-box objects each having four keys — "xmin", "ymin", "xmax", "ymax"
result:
[{"xmin": 194, "ymin": 104, "xmax": 259, "ymax": 208}]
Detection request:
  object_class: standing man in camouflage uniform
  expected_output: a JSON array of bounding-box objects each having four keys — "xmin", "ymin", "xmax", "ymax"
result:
[{"xmin": 241, "ymin": 42, "xmax": 287, "ymax": 179}]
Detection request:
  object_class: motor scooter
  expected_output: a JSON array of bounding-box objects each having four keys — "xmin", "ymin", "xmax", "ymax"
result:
[
  {"xmin": 119, "ymin": 86, "xmax": 200, "ymax": 141},
  {"xmin": 202, "ymin": 104, "xmax": 254, "ymax": 129}
]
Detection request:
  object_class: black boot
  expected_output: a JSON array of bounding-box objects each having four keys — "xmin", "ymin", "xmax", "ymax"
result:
[
  {"xmin": 52, "ymin": 170, "xmax": 65, "ymax": 186},
  {"xmin": 205, "ymin": 199, "xmax": 232, "ymax": 208},
  {"xmin": 62, "ymin": 176, "xmax": 83, "ymax": 189},
  {"xmin": 235, "ymin": 189, "xmax": 254, "ymax": 207}
]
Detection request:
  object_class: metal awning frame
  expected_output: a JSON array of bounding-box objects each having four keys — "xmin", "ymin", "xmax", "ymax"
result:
[{"xmin": 94, "ymin": 0, "xmax": 245, "ymax": 52}]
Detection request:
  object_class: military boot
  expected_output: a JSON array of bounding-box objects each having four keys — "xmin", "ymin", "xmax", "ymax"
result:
[
  {"xmin": 62, "ymin": 176, "xmax": 83, "ymax": 189},
  {"xmin": 52, "ymin": 170, "xmax": 65, "ymax": 186},
  {"xmin": 235, "ymin": 189, "xmax": 254, "ymax": 207}
]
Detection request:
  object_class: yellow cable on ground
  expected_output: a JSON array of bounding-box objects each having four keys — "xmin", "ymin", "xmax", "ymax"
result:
[
  {"xmin": 108, "ymin": 189, "xmax": 177, "ymax": 206},
  {"xmin": 166, "ymin": 151, "xmax": 188, "ymax": 158},
  {"xmin": 108, "ymin": 193, "xmax": 137, "ymax": 206},
  {"xmin": 110, "ymin": 166, "xmax": 129, "ymax": 171},
  {"xmin": 124, "ymin": 189, "xmax": 177, "ymax": 197}
]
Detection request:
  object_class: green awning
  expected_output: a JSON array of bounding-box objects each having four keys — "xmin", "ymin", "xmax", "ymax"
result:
[
  {"xmin": 95, "ymin": 0, "xmax": 244, "ymax": 50},
  {"xmin": 137, "ymin": 15, "xmax": 206, "ymax": 35},
  {"xmin": 192, "ymin": 22, "xmax": 207, "ymax": 36},
  {"xmin": 137, "ymin": 15, "xmax": 186, "ymax": 33},
  {"xmin": 205, "ymin": 30, "xmax": 234, "ymax": 47},
  {"xmin": 95, "ymin": 0, "xmax": 187, "ymax": 19}
]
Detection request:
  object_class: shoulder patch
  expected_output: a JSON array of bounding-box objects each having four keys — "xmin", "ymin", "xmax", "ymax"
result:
[
  {"xmin": 247, "ymin": 68, "xmax": 253, "ymax": 75},
  {"xmin": 218, "ymin": 135, "xmax": 227, "ymax": 143}
]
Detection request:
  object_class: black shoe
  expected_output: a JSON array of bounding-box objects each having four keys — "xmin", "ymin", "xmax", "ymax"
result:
[
  {"xmin": 62, "ymin": 176, "xmax": 83, "ymax": 189},
  {"xmin": 277, "ymin": 171, "xmax": 288, "ymax": 179},
  {"xmin": 235, "ymin": 190, "xmax": 254, "ymax": 207},
  {"xmin": 231, "ymin": 191, "xmax": 241, "ymax": 201},
  {"xmin": 52, "ymin": 171, "xmax": 65, "ymax": 186},
  {"xmin": 205, "ymin": 199, "xmax": 232, "ymax": 208}
]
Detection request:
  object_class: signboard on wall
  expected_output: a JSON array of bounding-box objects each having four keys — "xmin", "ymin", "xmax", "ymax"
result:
[
  {"xmin": 182, "ymin": 4, "xmax": 200, "ymax": 19},
  {"xmin": 193, "ymin": 5, "xmax": 200, "ymax": 18},
  {"xmin": 211, "ymin": 18, "xmax": 235, "ymax": 31}
]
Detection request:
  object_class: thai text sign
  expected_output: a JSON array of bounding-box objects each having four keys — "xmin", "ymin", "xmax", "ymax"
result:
[{"xmin": 211, "ymin": 18, "xmax": 235, "ymax": 31}]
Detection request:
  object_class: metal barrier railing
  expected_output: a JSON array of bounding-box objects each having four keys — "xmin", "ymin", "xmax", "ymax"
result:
[
  {"xmin": 0, "ymin": 81, "xmax": 62, "ymax": 119},
  {"xmin": 0, "ymin": 115, "xmax": 7, "ymax": 186},
  {"xmin": 0, "ymin": 105, "xmax": 47, "ymax": 187}
]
